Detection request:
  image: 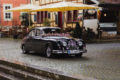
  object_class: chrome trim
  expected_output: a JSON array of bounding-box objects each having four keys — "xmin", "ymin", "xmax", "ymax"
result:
[{"xmin": 52, "ymin": 49, "xmax": 87, "ymax": 54}]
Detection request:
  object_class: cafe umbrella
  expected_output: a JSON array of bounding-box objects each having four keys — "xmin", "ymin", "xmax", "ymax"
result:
[
  {"xmin": 32, "ymin": 1, "xmax": 99, "ymax": 12},
  {"xmin": 32, "ymin": 1, "xmax": 99, "ymax": 28}
]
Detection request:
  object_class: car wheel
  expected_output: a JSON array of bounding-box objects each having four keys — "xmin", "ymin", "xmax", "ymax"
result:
[
  {"xmin": 75, "ymin": 53, "xmax": 83, "ymax": 57},
  {"xmin": 22, "ymin": 45, "xmax": 29, "ymax": 54},
  {"xmin": 45, "ymin": 46, "xmax": 53, "ymax": 58}
]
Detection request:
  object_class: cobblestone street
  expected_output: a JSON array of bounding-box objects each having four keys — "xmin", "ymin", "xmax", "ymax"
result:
[{"xmin": 0, "ymin": 38, "xmax": 120, "ymax": 80}]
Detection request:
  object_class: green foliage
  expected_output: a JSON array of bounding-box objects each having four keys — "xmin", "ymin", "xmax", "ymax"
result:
[
  {"xmin": 20, "ymin": 13, "xmax": 33, "ymax": 27},
  {"xmin": 72, "ymin": 22, "xmax": 82, "ymax": 38},
  {"xmin": 43, "ymin": 18, "xmax": 50, "ymax": 26}
]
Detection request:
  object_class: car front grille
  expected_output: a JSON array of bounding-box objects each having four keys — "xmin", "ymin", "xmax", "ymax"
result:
[{"xmin": 67, "ymin": 40, "xmax": 79, "ymax": 50}]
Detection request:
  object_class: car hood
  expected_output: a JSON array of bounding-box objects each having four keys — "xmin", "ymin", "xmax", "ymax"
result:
[{"xmin": 43, "ymin": 36, "xmax": 81, "ymax": 43}]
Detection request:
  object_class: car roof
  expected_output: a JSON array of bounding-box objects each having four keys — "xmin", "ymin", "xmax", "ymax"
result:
[{"xmin": 35, "ymin": 27, "xmax": 61, "ymax": 30}]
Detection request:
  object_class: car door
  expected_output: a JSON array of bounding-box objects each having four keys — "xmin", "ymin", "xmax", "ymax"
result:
[
  {"xmin": 32, "ymin": 29, "xmax": 44, "ymax": 53},
  {"xmin": 25, "ymin": 29, "xmax": 36, "ymax": 51}
]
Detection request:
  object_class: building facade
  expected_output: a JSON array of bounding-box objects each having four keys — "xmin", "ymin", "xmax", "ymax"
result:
[
  {"xmin": 31, "ymin": 0, "xmax": 83, "ymax": 29},
  {"xmin": 0, "ymin": 0, "xmax": 30, "ymax": 31}
]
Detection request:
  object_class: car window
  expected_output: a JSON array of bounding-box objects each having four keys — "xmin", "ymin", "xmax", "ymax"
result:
[
  {"xmin": 43, "ymin": 28, "xmax": 61, "ymax": 34},
  {"xmin": 36, "ymin": 29, "xmax": 43, "ymax": 36},
  {"xmin": 29, "ymin": 30, "xmax": 36, "ymax": 37},
  {"xmin": 36, "ymin": 29, "xmax": 40, "ymax": 36}
]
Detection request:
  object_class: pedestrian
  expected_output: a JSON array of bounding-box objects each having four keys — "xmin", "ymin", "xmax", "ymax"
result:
[
  {"xmin": 82, "ymin": 26, "xmax": 87, "ymax": 40},
  {"xmin": 97, "ymin": 25, "xmax": 102, "ymax": 39}
]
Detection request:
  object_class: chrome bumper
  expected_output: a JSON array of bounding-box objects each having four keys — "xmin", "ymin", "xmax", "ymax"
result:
[{"xmin": 52, "ymin": 49, "xmax": 87, "ymax": 54}]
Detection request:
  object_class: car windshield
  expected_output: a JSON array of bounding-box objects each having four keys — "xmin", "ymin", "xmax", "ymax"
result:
[{"xmin": 43, "ymin": 28, "xmax": 61, "ymax": 34}]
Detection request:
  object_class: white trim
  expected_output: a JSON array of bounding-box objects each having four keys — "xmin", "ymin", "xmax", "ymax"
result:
[
  {"xmin": 91, "ymin": 0, "xmax": 99, "ymax": 5},
  {"xmin": 3, "ymin": 4, "xmax": 13, "ymax": 21}
]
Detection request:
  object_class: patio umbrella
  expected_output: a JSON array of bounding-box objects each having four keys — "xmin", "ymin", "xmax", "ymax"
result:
[
  {"xmin": 6, "ymin": 4, "xmax": 39, "ymax": 12},
  {"xmin": 32, "ymin": 1, "xmax": 99, "ymax": 28},
  {"xmin": 32, "ymin": 1, "xmax": 99, "ymax": 12},
  {"xmin": 6, "ymin": 4, "xmax": 40, "ymax": 26}
]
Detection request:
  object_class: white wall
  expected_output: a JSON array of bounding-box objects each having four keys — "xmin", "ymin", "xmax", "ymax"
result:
[{"xmin": 84, "ymin": 19, "xmax": 98, "ymax": 34}]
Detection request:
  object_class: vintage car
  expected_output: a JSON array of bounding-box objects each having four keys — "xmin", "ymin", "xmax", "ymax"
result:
[{"xmin": 21, "ymin": 27, "xmax": 87, "ymax": 58}]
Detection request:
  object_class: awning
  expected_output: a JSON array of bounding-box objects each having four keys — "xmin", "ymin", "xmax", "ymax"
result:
[{"xmin": 32, "ymin": 1, "xmax": 99, "ymax": 12}]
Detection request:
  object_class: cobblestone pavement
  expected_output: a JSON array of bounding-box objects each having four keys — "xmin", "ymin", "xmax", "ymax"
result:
[{"xmin": 0, "ymin": 38, "xmax": 120, "ymax": 80}]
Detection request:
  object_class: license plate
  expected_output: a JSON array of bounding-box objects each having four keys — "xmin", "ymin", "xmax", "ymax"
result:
[{"xmin": 68, "ymin": 50, "xmax": 80, "ymax": 54}]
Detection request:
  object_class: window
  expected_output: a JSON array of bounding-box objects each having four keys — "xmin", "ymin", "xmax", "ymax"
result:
[
  {"xmin": 37, "ymin": 12, "xmax": 40, "ymax": 23},
  {"xmin": 34, "ymin": 14, "xmax": 37, "ymax": 22},
  {"xmin": 43, "ymin": 28, "xmax": 61, "ymax": 34},
  {"xmin": 20, "ymin": 12, "xmax": 27, "ymax": 21},
  {"xmin": 36, "ymin": 29, "xmax": 43, "ymax": 36},
  {"xmin": 3, "ymin": 4, "xmax": 13, "ymax": 21},
  {"xmin": 41, "ymin": 11, "xmax": 44, "ymax": 23},
  {"xmin": 37, "ymin": 11, "xmax": 48, "ymax": 24},
  {"xmin": 37, "ymin": 11, "xmax": 43, "ymax": 23},
  {"xmin": 48, "ymin": 12, "xmax": 51, "ymax": 19},
  {"xmin": 5, "ymin": 13, "xmax": 11, "ymax": 19},
  {"xmin": 5, "ymin": 6, "xmax": 10, "ymax": 10},
  {"xmin": 29, "ymin": 30, "xmax": 36, "ymax": 37},
  {"xmin": 67, "ymin": 11, "xmax": 72, "ymax": 22},
  {"xmin": 73, "ymin": 10, "xmax": 78, "ymax": 21},
  {"xmin": 45, "ymin": 11, "xmax": 48, "ymax": 19}
]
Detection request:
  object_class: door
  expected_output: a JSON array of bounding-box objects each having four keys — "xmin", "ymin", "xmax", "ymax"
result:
[{"xmin": 26, "ymin": 29, "xmax": 36, "ymax": 51}]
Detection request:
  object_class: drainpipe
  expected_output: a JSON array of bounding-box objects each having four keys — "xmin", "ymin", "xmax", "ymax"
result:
[{"xmin": 82, "ymin": 0, "xmax": 86, "ymax": 27}]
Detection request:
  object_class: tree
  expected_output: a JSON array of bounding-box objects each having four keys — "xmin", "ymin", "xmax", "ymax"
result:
[
  {"xmin": 20, "ymin": 13, "xmax": 33, "ymax": 27},
  {"xmin": 72, "ymin": 22, "xmax": 82, "ymax": 38}
]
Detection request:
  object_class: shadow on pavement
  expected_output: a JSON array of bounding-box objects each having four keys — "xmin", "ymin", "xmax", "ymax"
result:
[{"xmin": 23, "ymin": 52, "xmax": 90, "ymax": 61}]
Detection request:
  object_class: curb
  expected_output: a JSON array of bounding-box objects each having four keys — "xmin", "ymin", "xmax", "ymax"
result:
[{"xmin": 0, "ymin": 59, "xmax": 97, "ymax": 80}]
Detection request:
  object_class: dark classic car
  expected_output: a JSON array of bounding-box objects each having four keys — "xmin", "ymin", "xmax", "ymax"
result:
[{"xmin": 21, "ymin": 27, "xmax": 87, "ymax": 58}]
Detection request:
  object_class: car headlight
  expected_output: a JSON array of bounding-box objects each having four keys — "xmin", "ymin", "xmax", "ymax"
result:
[
  {"xmin": 78, "ymin": 41, "xmax": 83, "ymax": 46},
  {"xmin": 62, "ymin": 41, "xmax": 67, "ymax": 46}
]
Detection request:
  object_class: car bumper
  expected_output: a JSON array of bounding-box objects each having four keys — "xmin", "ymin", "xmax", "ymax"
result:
[{"xmin": 52, "ymin": 49, "xmax": 87, "ymax": 54}]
